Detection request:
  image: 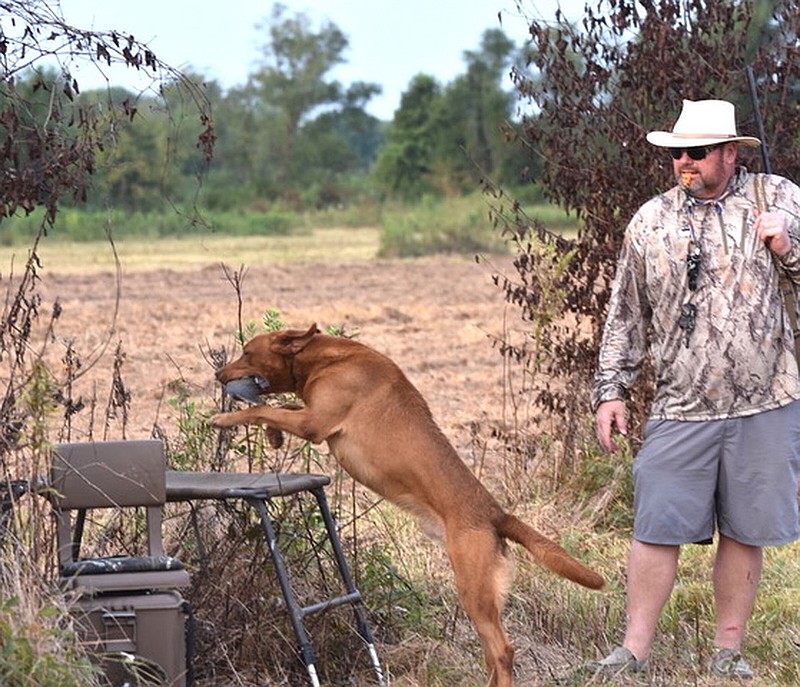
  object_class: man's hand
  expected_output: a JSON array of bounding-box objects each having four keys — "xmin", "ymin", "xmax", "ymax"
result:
[
  {"xmin": 755, "ymin": 209, "xmax": 792, "ymax": 256},
  {"xmin": 596, "ymin": 399, "xmax": 628, "ymax": 453}
]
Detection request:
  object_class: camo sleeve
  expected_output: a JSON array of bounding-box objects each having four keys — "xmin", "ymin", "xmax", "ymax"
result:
[
  {"xmin": 765, "ymin": 174, "xmax": 800, "ymax": 282},
  {"xmin": 590, "ymin": 212, "xmax": 651, "ymax": 412}
]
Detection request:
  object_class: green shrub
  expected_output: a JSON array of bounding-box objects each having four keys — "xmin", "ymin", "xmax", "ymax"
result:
[
  {"xmin": 378, "ymin": 194, "xmax": 505, "ymax": 257},
  {"xmin": 0, "ymin": 577, "xmax": 100, "ymax": 687},
  {"xmin": 377, "ymin": 193, "xmax": 581, "ymax": 258}
]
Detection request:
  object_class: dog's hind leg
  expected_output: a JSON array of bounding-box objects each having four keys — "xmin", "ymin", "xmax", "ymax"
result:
[{"xmin": 445, "ymin": 527, "xmax": 515, "ymax": 687}]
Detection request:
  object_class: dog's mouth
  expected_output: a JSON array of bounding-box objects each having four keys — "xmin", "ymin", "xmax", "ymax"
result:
[{"xmin": 223, "ymin": 375, "xmax": 271, "ymax": 404}]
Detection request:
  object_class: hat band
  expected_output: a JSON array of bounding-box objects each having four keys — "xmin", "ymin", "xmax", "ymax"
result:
[{"xmin": 670, "ymin": 133, "xmax": 738, "ymax": 140}]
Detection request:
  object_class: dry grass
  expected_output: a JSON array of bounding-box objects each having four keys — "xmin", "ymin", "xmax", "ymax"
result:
[
  {"xmin": 163, "ymin": 424, "xmax": 800, "ymax": 686},
  {"xmin": 0, "ymin": 528, "xmax": 102, "ymax": 686},
  {"xmin": 0, "ymin": 226, "xmax": 381, "ymax": 274}
]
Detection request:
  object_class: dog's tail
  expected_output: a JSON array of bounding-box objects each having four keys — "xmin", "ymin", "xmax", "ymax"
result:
[{"xmin": 498, "ymin": 513, "xmax": 604, "ymax": 590}]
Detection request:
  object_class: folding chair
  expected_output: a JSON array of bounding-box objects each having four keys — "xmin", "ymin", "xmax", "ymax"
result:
[
  {"xmin": 166, "ymin": 470, "xmax": 385, "ymax": 686},
  {"xmin": 50, "ymin": 439, "xmax": 194, "ymax": 686}
]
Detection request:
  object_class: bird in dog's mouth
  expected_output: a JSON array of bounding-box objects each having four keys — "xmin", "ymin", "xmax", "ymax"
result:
[
  {"xmin": 220, "ymin": 375, "xmax": 284, "ymax": 448},
  {"xmin": 222, "ymin": 375, "xmax": 271, "ymax": 404}
]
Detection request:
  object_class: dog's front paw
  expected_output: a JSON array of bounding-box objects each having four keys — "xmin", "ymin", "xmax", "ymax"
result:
[{"xmin": 211, "ymin": 412, "xmax": 237, "ymax": 428}]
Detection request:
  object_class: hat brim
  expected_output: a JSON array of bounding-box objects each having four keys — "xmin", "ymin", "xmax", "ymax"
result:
[{"xmin": 646, "ymin": 132, "xmax": 761, "ymax": 148}]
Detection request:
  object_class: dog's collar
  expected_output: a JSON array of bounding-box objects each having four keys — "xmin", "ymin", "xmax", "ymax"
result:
[{"xmin": 288, "ymin": 353, "xmax": 299, "ymax": 390}]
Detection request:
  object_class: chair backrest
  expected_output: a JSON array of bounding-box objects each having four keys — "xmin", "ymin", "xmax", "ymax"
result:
[
  {"xmin": 50, "ymin": 440, "xmax": 168, "ymax": 569},
  {"xmin": 51, "ymin": 440, "xmax": 166, "ymax": 509}
]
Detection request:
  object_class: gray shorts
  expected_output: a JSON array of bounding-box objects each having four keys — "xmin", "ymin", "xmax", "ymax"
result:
[{"xmin": 633, "ymin": 401, "xmax": 800, "ymax": 546}]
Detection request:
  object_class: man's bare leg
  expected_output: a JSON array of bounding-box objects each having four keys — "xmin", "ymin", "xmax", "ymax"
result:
[
  {"xmin": 622, "ymin": 540, "xmax": 680, "ymax": 660},
  {"xmin": 713, "ymin": 534, "xmax": 762, "ymax": 650}
]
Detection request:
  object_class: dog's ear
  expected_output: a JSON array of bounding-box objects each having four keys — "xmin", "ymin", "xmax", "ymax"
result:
[{"xmin": 276, "ymin": 324, "xmax": 318, "ymax": 355}]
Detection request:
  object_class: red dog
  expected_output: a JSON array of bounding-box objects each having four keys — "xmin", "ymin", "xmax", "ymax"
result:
[{"xmin": 212, "ymin": 325, "xmax": 603, "ymax": 686}]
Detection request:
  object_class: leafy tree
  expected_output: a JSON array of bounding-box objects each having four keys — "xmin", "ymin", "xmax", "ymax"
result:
[
  {"xmin": 494, "ymin": 0, "xmax": 800, "ymax": 449},
  {"xmin": 284, "ymin": 82, "xmax": 384, "ymax": 207},
  {"xmin": 0, "ymin": 1, "xmax": 214, "ymax": 226},
  {"xmin": 217, "ymin": 4, "xmax": 383, "ymax": 206},
  {"xmin": 63, "ymin": 83, "xmax": 196, "ymax": 213},
  {"xmin": 100, "ymin": 106, "xmax": 173, "ymax": 212},
  {"xmin": 373, "ymin": 74, "xmax": 443, "ymax": 199},
  {"xmin": 435, "ymin": 29, "xmax": 523, "ymax": 191},
  {"xmin": 375, "ymin": 28, "xmax": 527, "ymax": 199},
  {"xmin": 337, "ymin": 82, "xmax": 387, "ymax": 170},
  {"xmin": 206, "ymin": 84, "xmax": 285, "ymax": 205}
]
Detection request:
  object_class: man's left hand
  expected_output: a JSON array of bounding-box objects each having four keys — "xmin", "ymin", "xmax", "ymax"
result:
[{"xmin": 755, "ymin": 209, "xmax": 792, "ymax": 256}]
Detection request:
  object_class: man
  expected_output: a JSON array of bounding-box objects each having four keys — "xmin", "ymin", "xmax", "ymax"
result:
[{"xmin": 588, "ymin": 99, "xmax": 800, "ymax": 679}]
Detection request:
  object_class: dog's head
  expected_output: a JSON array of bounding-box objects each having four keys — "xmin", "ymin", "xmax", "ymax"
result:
[{"xmin": 216, "ymin": 324, "xmax": 320, "ymax": 395}]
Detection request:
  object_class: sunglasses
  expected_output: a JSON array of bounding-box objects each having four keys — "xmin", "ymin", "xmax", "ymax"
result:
[{"xmin": 669, "ymin": 144, "xmax": 721, "ymax": 161}]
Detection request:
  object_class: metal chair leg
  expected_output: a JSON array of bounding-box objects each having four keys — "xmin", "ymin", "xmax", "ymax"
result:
[
  {"xmin": 310, "ymin": 487, "xmax": 384, "ymax": 684},
  {"xmin": 245, "ymin": 489, "xmax": 384, "ymax": 686},
  {"xmin": 246, "ymin": 496, "xmax": 321, "ymax": 687}
]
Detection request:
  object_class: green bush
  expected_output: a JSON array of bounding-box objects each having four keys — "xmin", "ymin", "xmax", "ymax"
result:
[
  {"xmin": 378, "ymin": 194, "xmax": 506, "ymax": 257},
  {"xmin": 0, "ymin": 191, "xmax": 577, "ymax": 259},
  {"xmin": 0, "ymin": 588, "xmax": 100, "ymax": 686}
]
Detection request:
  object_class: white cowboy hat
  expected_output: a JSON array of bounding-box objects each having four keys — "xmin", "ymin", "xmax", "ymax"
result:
[{"xmin": 646, "ymin": 99, "xmax": 761, "ymax": 148}]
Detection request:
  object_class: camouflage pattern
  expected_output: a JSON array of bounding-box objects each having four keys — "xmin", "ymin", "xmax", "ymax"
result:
[
  {"xmin": 592, "ymin": 167, "xmax": 800, "ymax": 420},
  {"xmin": 61, "ymin": 554, "xmax": 185, "ymax": 576}
]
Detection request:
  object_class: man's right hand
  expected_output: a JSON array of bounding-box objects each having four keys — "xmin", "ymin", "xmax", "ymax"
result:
[{"xmin": 596, "ymin": 399, "xmax": 628, "ymax": 453}]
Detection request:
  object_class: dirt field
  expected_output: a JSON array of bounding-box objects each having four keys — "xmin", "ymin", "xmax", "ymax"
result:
[{"xmin": 37, "ymin": 253, "xmax": 519, "ymax": 457}]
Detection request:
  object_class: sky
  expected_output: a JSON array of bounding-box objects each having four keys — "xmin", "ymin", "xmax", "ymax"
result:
[{"xmin": 52, "ymin": 0, "xmax": 585, "ymax": 120}]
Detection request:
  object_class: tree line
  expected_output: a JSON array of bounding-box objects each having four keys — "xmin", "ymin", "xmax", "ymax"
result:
[{"xmin": 3, "ymin": 3, "xmax": 533, "ymax": 217}]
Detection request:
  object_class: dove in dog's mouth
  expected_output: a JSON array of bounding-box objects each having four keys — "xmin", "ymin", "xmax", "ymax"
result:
[{"xmin": 223, "ymin": 375, "xmax": 271, "ymax": 404}]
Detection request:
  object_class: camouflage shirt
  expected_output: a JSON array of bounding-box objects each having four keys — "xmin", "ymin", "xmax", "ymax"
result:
[{"xmin": 592, "ymin": 167, "xmax": 800, "ymax": 420}]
